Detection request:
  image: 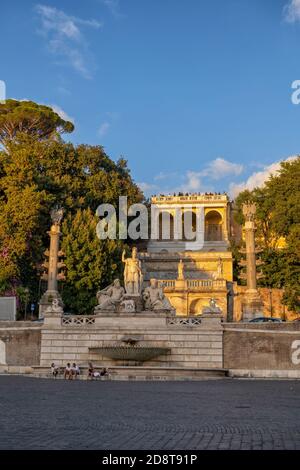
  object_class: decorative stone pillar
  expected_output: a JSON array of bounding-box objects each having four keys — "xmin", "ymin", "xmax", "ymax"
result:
[
  {"xmin": 39, "ymin": 208, "xmax": 65, "ymax": 318},
  {"xmin": 223, "ymin": 205, "xmax": 229, "ymax": 242},
  {"xmin": 174, "ymin": 207, "xmax": 183, "ymax": 241},
  {"xmin": 240, "ymin": 203, "xmax": 263, "ymax": 321}
]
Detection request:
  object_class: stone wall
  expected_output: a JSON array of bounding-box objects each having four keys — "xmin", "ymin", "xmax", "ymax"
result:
[
  {"xmin": 223, "ymin": 322, "xmax": 300, "ymax": 376},
  {"xmin": 140, "ymin": 251, "xmax": 233, "ymax": 282},
  {"xmin": 233, "ymin": 285, "xmax": 297, "ymax": 321},
  {"xmin": 1, "ymin": 317, "xmax": 300, "ymax": 379},
  {"xmin": 40, "ymin": 313, "xmax": 223, "ymax": 369},
  {"xmin": 0, "ymin": 322, "xmax": 41, "ymax": 366}
]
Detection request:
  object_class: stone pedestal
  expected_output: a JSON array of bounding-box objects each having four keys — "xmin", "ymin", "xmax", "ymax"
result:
[
  {"xmin": 39, "ymin": 290, "xmax": 63, "ymax": 318},
  {"xmin": 201, "ymin": 312, "xmax": 223, "ymax": 329},
  {"xmin": 242, "ymin": 290, "xmax": 263, "ymax": 321},
  {"xmin": 43, "ymin": 310, "xmax": 63, "ymax": 327},
  {"xmin": 121, "ymin": 294, "xmax": 143, "ymax": 313}
]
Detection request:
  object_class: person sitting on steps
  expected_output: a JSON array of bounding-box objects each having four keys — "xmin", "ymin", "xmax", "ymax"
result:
[
  {"xmin": 64, "ymin": 363, "xmax": 72, "ymax": 380},
  {"xmin": 51, "ymin": 363, "xmax": 59, "ymax": 378}
]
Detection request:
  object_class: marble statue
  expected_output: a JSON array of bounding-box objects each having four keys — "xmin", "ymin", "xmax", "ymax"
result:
[
  {"xmin": 46, "ymin": 298, "xmax": 63, "ymax": 314},
  {"xmin": 95, "ymin": 279, "xmax": 125, "ymax": 311},
  {"xmin": 202, "ymin": 297, "xmax": 222, "ymax": 314},
  {"xmin": 122, "ymin": 247, "xmax": 143, "ymax": 295},
  {"xmin": 143, "ymin": 279, "xmax": 173, "ymax": 311},
  {"xmin": 216, "ymin": 257, "xmax": 223, "ymax": 279},
  {"xmin": 178, "ymin": 259, "xmax": 185, "ymax": 280},
  {"xmin": 209, "ymin": 298, "xmax": 218, "ymax": 309}
]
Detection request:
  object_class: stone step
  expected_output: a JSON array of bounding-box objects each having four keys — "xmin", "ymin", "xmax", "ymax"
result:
[{"xmin": 31, "ymin": 365, "xmax": 228, "ymax": 381}]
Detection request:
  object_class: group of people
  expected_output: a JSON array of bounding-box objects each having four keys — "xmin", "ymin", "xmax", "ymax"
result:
[
  {"xmin": 88, "ymin": 363, "xmax": 108, "ymax": 380},
  {"xmin": 50, "ymin": 362, "xmax": 108, "ymax": 380}
]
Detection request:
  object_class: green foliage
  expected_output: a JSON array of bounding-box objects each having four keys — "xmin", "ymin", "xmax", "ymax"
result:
[
  {"xmin": 234, "ymin": 157, "xmax": 300, "ymax": 312},
  {"xmin": 0, "ymin": 100, "xmax": 74, "ymax": 149},
  {"xmin": 229, "ymin": 239, "xmax": 244, "ymax": 284},
  {"xmin": 61, "ymin": 209, "xmax": 125, "ymax": 314},
  {"xmin": 0, "ymin": 101, "xmax": 143, "ymax": 314},
  {"xmin": 234, "ymin": 186, "xmax": 278, "ymax": 249}
]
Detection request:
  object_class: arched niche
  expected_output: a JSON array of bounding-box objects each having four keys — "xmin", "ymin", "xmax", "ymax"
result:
[{"xmin": 205, "ymin": 210, "xmax": 223, "ymax": 241}]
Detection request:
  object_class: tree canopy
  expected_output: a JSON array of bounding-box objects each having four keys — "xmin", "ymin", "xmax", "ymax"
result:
[
  {"xmin": 0, "ymin": 100, "xmax": 143, "ymax": 314},
  {"xmin": 234, "ymin": 157, "xmax": 300, "ymax": 312},
  {"xmin": 0, "ymin": 100, "xmax": 74, "ymax": 149}
]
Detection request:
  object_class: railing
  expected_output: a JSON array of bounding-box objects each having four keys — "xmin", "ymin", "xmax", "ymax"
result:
[
  {"xmin": 205, "ymin": 225, "xmax": 223, "ymax": 241},
  {"xmin": 161, "ymin": 279, "xmax": 226, "ymax": 289},
  {"xmin": 187, "ymin": 279, "xmax": 226, "ymax": 289},
  {"xmin": 62, "ymin": 316, "xmax": 96, "ymax": 326},
  {"xmin": 160, "ymin": 280, "xmax": 176, "ymax": 288},
  {"xmin": 167, "ymin": 316, "xmax": 202, "ymax": 326},
  {"xmin": 152, "ymin": 194, "xmax": 228, "ymax": 203}
]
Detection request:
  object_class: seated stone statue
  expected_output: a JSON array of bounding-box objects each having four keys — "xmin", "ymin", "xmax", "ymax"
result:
[
  {"xmin": 143, "ymin": 279, "xmax": 173, "ymax": 311},
  {"xmin": 95, "ymin": 279, "xmax": 125, "ymax": 312},
  {"xmin": 202, "ymin": 297, "xmax": 222, "ymax": 314}
]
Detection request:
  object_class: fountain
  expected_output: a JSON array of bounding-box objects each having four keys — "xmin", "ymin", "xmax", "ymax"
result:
[{"xmin": 89, "ymin": 336, "xmax": 170, "ymax": 366}]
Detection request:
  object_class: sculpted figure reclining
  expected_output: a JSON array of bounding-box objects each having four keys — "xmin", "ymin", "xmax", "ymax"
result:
[
  {"xmin": 143, "ymin": 279, "xmax": 173, "ymax": 311},
  {"xmin": 95, "ymin": 279, "xmax": 125, "ymax": 311}
]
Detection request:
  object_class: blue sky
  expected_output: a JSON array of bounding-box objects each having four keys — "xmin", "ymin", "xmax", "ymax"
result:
[{"xmin": 1, "ymin": 0, "xmax": 300, "ymax": 197}]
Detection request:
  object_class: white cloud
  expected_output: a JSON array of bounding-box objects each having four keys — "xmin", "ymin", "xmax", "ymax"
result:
[
  {"xmin": 154, "ymin": 171, "xmax": 178, "ymax": 181},
  {"xmin": 137, "ymin": 182, "xmax": 158, "ymax": 193},
  {"xmin": 100, "ymin": 0, "xmax": 122, "ymax": 18},
  {"xmin": 98, "ymin": 122, "xmax": 110, "ymax": 137},
  {"xmin": 229, "ymin": 156, "xmax": 298, "ymax": 198},
  {"xmin": 50, "ymin": 104, "xmax": 74, "ymax": 123},
  {"xmin": 180, "ymin": 171, "xmax": 203, "ymax": 192},
  {"xmin": 35, "ymin": 4, "xmax": 102, "ymax": 78},
  {"xmin": 283, "ymin": 0, "xmax": 300, "ymax": 22},
  {"xmin": 199, "ymin": 158, "xmax": 243, "ymax": 180},
  {"xmin": 138, "ymin": 158, "xmax": 242, "ymax": 196}
]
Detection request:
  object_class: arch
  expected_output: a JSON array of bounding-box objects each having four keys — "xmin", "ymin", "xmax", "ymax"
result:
[
  {"xmin": 205, "ymin": 210, "xmax": 223, "ymax": 241},
  {"xmin": 189, "ymin": 299, "xmax": 203, "ymax": 316},
  {"xmin": 158, "ymin": 211, "xmax": 174, "ymax": 240}
]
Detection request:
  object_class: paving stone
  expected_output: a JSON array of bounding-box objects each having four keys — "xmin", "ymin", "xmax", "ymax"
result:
[{"xmin": 0, "ymin": 376, "xmax": 299, "ymax": 450}]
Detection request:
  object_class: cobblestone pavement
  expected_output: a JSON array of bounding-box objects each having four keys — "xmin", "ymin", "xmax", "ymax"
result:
[{"xmin": 0, "ymin": 376, "xmax": 299, "ymax": 450}]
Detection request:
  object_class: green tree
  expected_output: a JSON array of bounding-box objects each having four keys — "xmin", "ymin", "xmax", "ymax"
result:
[
  {"xmin": 0, "ymin": 100, "xmax": 74, "ymax": 149},
  {"xmin": 61, "ymin": 209, "xmax": 125, "ymax": 314},
  {"xmin": 233, "ymin": 157, "xmax": 300, "ymax": 312},
  {"xmin": 0, "ymin": 100, "xmax": 143, "ymax": 314}
]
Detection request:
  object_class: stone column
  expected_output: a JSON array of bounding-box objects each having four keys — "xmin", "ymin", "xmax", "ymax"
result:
[
  {"xmin": 240, "ymin": 203, "xmax": 263, "ymax": 321},
  {"xmin": 174, "ymin": 207, "xmax": 183, "ymax": 241},
  {"xmin": 186, "ymin": 206, "xmax": 204, "ymax": 251},
  {"xmin": 223, "ymin": 204, "xmax": 229, "ymax": 242},
  {"xmin": 39, "ymin": 208, "xmax": 65, "ymax": 318}
]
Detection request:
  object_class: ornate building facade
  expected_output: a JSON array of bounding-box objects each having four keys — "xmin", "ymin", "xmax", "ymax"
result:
[{"xmin": 140, "ymin": 193, "xmax": 234, "ymax": 318}]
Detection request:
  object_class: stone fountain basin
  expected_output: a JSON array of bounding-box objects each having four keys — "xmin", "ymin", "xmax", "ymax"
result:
[{"xmin": 90, "ymin": 346, "xmax": 170, "ymax": 362}]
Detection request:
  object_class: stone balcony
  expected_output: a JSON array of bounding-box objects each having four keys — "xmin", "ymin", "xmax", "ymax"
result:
[
  {"xmin": 161, "ymin": 278, "xmax": 227, "ymax": 292},
  {"xmin": 151, "ymin": 194, "xmax": 229, "ymax": 204}
]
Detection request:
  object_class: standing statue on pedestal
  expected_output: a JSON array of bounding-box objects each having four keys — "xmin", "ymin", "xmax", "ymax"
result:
[
  {"xmin": 122, "ymin": 247, "xmax": 143, "ymax": 295},
  {"xmin": 215, "ymin": 257, "xmax": 223, "ymax": 279},
  {"xmin": 177, "ymin": 259, "xmax": 185, "ymax": 280},
  {"xmin": 95, "ymin": 279, "xmax": 125, "ymax": 312},
  {"xmin": 143, "ymin": 279, "xmax": 173, "ymax": 311}
]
